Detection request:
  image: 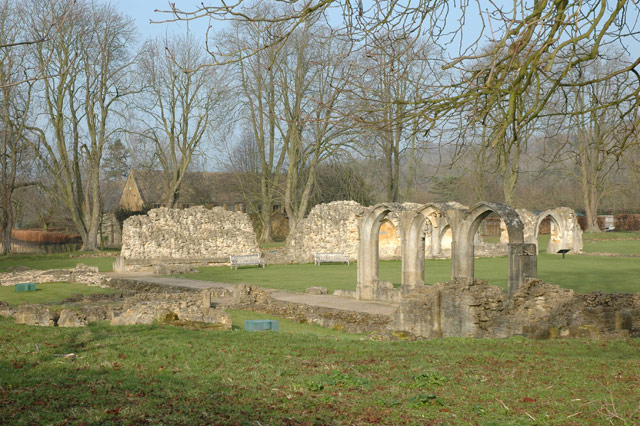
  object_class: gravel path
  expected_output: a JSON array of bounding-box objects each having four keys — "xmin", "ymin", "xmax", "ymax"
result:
[{"xmin": 109, "ymin": 273, "xmax": 397, "ymax": 316}]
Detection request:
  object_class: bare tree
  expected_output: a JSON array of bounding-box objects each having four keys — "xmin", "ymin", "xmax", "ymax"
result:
[
  {"xmin": 26, "ymin": 0, "xmax": 136, "ymax": 251},
  {"xmin": 278, "ymin": 23, "xmax": 352, "ymax": 231},
  {"xmin": 348, "ymin": 33, "xmax": 436, "ymax": 202},
  {"xmin": 163, "ymin": 1, "xmax": 640, "ymax": 160},
  {"xmin": 222, "ymin": 14, "xmax": 289, "ymax": 242},
  {"xmin": 135, "ymin": 33, "xmax": 227, "ymax": 208},
  {"xmin": 552, "ymin": 54, "xmax": 639, "ymax": 232},
  {"xmin": 0, "ymin": 0, "xmax": 36, "ymax": 254}
]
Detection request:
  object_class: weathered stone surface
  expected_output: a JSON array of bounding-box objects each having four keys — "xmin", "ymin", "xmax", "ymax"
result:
[
  {"xmin": 14, "ymin": 305, "xmax": 54, "ymax": 326},
  {"xmin": 233, "ymin": 284, "xmax": 392, "ymax": 334},
  {"xmin": 0, "ymin": 301, "xmax": 15, "ymax": 318},
  {"xmin": 332, "ymin": 289, "xmax": 356, "ymax": 298},
  {"xmin": 120, "ymin": 206, "xmax": 259, "ymax": 269},
  {"xmin": 110, "ymin": 291, "xmax": 231, "ymax": 329},
  {"xmin": 285, "ymin": 201, "xmax": 364, "ymax": 263},
  {"xmin": 306, "ymin": 286, "xmax": 328, "ymax": 295},
  {"xmin": 0, "ymin": 264, "xmax": 109, "ymax": 287},
  {"xmin": 58, "ymin": 309, "xmax": 88, "ymax": 327},
  {"xmin": 392, "ymin": 279, "xmax": 506, "ymax": 338}
]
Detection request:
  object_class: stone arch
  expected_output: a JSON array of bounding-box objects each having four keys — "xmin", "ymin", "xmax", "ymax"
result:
[
  {"xmin": 453, "ymin": 202, "xmax": 536, "ymax": 297},
  {"xmin": 438, "ymin": 224, "xmax": 452, "ymax": 257},
  {"xmin": 533, "ymin": 208, "xmax": 582, "ymax": 254},
  {"xmin": 401, "ymin": 203, "xmax": 449, "ymax": 288},
  {"xmin": 534, "ymin": 210, "xmax": 564, "ymax": 254},
  {"xmin": 356, "ymin": 203, "xmax": 406, "ymax": 300}
]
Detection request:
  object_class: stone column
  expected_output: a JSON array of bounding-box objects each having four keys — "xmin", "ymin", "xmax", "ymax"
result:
[
  {"xmin": 400, "ymin": 212, "xmax": 425, "ymax": 289},
  {"xmin": 507, "ymin": 243, "xmax": 537, "ymax": 297}
]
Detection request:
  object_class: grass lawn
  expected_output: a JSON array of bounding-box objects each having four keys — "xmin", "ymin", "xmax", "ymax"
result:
[
  {"xmin": 0, "ymin": 252, "xmax": 116, "ymax": 273},
  {"xmin": 185, "ymin": 250, "xmax": 640, "ymax": 294},
  {"xmin": 1, "ymin": 317, "xmax": 638, "ymax": 425},
  {"xmin": 228, "ymin": 309, "xmax": 362, "ymax": 339},
  {"xmin": 582, "ymin": 230, "xmax": 640, "ymax": 242},
  {"xmin": 0, "ymin": 282, "xmax": 120, "ymax": 306}
]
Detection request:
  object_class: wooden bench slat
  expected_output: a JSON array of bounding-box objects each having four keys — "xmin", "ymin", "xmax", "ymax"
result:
[
  {"xmin": 313, "ymin": 252, "xmax": 349, "ymax": 266},
  {"xmin": 230, "ymin": 254, "xmax": 266, "ymax": 270}
]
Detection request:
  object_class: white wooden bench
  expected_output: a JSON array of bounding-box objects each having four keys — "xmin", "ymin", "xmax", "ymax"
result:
[
  {"xmin": 229, "ymin": 254, "xmax": 266, "ymax": 270},
  {"xmin": 314, "ymin": 252, "xmax": 349, "ymax": 266}
]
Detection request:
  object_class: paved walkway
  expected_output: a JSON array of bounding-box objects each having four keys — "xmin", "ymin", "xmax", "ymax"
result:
[{"xmin": 108, "ymin": 273, "xmax": 397, "ymax": 316}]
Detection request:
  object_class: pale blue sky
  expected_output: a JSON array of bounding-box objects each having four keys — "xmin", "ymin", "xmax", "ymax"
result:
[{"xmin": 114, "ymin": 0, "xmax": 214, "ymax": 40}]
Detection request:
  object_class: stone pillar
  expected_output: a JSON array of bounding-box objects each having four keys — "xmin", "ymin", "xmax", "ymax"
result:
[
  {"xmin": 507, "ymin": 243, "xmax": 537, "ymax": 297},
  {"xmin": 449, "ymin": 210, "xmax": 472, "ymax": 281},
  {"xmin": 400, "ymin": 212, "xmax": 425, "ymax": 289},
  {"xmin": 113, "ymin": 256, "xmax": 126, "ymax": 273},
  {"xmin": 356, "ymin": 213, "xmax": 380, "ymax": 300}
]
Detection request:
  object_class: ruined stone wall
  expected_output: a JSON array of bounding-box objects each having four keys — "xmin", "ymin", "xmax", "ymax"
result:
[
  {"xmin": 121, "ymin": 206, "xmax": 259, "ymax": 265},
  {"xmin": 284, "ymin": 201, "xmax": 426, "ymax": 264},
  {"xmin": 392, "ymin": 278, "xmax": 639, "ymax": 339},
  {"xmin": 284, "ymin": 201, "xmax": 363, "ymax": 263}
]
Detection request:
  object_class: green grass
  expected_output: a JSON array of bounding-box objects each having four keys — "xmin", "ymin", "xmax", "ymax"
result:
[
  {"xmin": 228, "ymin": 309, "xmax": 361, "ymax": 339},
  {"xmin": 583, "ymin": 239, "xmax": 640, "ymax": 255},
  {"xmin": 0, "ymin": 282, "xmax": 120, "ymax": 306},
  {"xmin": 259, "ymin": 241, "xmax": 287, "ymax": 250},
  {"xmin": 0, "ymin": 252, "xmax": 115, "ymax": 273},
  {"xmin": 582, "ymin": 230, "xmax": 640, "ymax": 242},
  {"xmin": 186, "ymin": 249, "xmax": 640, "ymax": 294},
  {"xmin": 1, "ymin": 317, "xmax": 639, "ymax": 425}
]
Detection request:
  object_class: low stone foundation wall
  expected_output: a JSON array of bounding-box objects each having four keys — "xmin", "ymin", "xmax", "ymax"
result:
[
  {"xmin": 229, "ymin": 284, "xmax": 392, "ymax": 334},
  {"xmin": 392, "ymin": 279, "xmax": 640, "ymax": 339},
  {"xmin": 0, "ymin": 264, "xmax": 109, "ymax": 287},
  {"xmin": 2, "ymin": 289, "xmax": 231, "ymax": 329}
]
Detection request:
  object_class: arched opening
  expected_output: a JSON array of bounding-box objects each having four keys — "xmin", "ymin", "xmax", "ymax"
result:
[
  {"xmin": 439, "ymin": 225, "xmax": 452, "ymax": 258},
  {"xmin": 378, "ymin": 219, "xmax": 401, "ymax": 260},
  {"xmin": 401, "ymin": 204, "xmax": 448, "ymax": 289},
  {"xmin": 377, "ymin": 217, "xmax": 403, "ymax": 287},
  {"xmin": 454, "ymin": 202, "xmax": 536, "ymax": 297},
  {"xmin": 535, "ymin": 214, "xmax": 563, "ymax": 254},
  {"xmin": 357, "ymin": 204, "xmax": 405, "ymax": 300},
  {"xmin": 472, "ymin": 213, "xmax": 509, "ymax": 257}
]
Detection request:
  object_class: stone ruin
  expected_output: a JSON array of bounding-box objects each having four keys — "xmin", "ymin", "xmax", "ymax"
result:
[
  {"xmin": 114, "ymin": 201, "xmax": 582, "ymax": 272},
  {"xmin": 391, "ymin": 278, "xmax": 638, "ymax": 339},
  {"xmin": 356, "ymin": 202, "xmax": 538, "ymax": 301},
  {"xmin": 282, "ymin": 201, "xmax": 582, "ymax": 265},
  {"xmin": 115, "ymin": 206, "xmax": 259, "ymax": 272},
  {"xmin": 0, "ymin": 265, "xmax": 231, "ymax": 329}
]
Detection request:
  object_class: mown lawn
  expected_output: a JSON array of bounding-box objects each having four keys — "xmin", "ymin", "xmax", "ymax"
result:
[
  {"xmin": 0, "ymin": 282, "xmax": 120, "ymax": 306},
  {"xmin": 185, "ymin": 250, "xmax": 640, "ymax": 294},
  {"xmin": 0, "ymin": 317, "xmax": 638, "ymax": 425},
  {"xmin": 0, "ymin": 252, "xmax": 116, "ymax": 273}
]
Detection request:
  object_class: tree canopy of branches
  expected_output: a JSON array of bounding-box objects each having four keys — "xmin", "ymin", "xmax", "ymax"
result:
[
  {"xmin": 135, "ymin": 33, "xmax": 228, "ymax": 208},
  {"xmin": 26, "ymin": 0, "xmax": 136, "ymax": 251},
  {"xmin": 165, "ymin": 0, "xmax": 640, "ymax": 157}
]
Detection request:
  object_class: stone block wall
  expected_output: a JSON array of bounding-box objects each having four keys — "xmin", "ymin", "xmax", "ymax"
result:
[
  {"xmin": 391, "ymin": 278, "xmax": 639, "ymax": 339},
  {"xmin": 285, "ymin": 201, "xmax": 363, "ymax": 263},
  {"xmin": 120, "ymin": 206, "xmax": 259, "ymax": 268}
]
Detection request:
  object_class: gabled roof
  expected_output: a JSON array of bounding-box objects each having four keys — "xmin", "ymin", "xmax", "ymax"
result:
[{"xmin": 129, "ymin": 170, "xmax": 243, "ymax": 205}]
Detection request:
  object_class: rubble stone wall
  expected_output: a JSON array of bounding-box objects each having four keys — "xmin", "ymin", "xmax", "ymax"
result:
[
  {"xmin": 120, "ymin": 207, "xmax": 259, "ymax": 268},
  {"xmin": 391, "ymin": 279, "xmax": 640, "ymax": 339},
  {"xmin": 284, "ymin": 201, "xmax": 363, "ymax": 263}
]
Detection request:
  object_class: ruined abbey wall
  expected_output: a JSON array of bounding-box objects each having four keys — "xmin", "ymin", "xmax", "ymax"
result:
[
  {"xmin": 284, "ymin": 201, "xmax": 363, "ymax": 264},
  {"xmin": 120, "ymin": 207, "xmax": 259, "ymax": 270}
]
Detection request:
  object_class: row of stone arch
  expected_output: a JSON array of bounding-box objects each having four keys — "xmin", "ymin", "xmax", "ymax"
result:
[{"xmin": 356, "ymin": 201, "xmax": 541, "ymax": 301}]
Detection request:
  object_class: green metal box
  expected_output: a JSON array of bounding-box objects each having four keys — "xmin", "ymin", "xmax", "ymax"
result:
[
  {"xmin": 15, "ymin": 283, "xmax": 36, "ymax": 292},
  {"xmin": 244, "ymin": 319, "xmax": 279, "ymax": 332}
]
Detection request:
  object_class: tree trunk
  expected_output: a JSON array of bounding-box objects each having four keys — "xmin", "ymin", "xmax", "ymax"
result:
[
  {"xmin": 583, "ymin": 181, "xmax": 601, "ymax": 232},
  {"xmin": 259, "ymin": 207, "xmax": 272, "ymax": 242}
]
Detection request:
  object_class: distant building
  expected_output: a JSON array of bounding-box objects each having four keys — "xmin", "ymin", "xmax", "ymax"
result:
[{"xmin": 119, "ymin": 170, "xmax": 246, "ymax": 212}]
